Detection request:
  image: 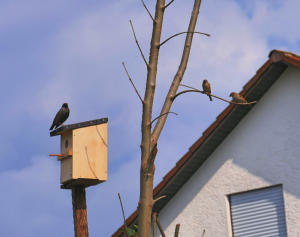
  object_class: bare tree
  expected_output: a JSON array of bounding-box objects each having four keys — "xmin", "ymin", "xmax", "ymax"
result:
[
  {"xmin": 123, "ymin": 1, "xmax": 205, "ymax": 235},
  {"xmin": 123, "ymin": 0, "xmax": 254, "ymax": 236}
]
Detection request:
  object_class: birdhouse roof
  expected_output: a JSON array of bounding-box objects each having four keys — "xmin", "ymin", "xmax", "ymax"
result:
[{"xmin": 50, "ymin": 117, "xmax": 108, "ymax": 137}]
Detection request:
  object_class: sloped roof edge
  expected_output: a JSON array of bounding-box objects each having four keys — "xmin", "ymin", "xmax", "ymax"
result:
[
  {"xmin": 50, "ymin": 117, "xmax": 108, "ymax": 136},
  {"xmin": 112, "ymin": 50, "xmax": 300, "ymax": 236}
]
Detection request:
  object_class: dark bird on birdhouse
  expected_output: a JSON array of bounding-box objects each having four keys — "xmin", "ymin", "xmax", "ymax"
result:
[
  {"xmin": 202, "ymin": 79, "xmax": 212, "ymax": 101},
  {"xmin": 230, "ymin": 92, "xmax": 247, "ymax": 104},
  {"xmin": 49, "ymin": 103, "xmax": 70, "ymax": 130}
]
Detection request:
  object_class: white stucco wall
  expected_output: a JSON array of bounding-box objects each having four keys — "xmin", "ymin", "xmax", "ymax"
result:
[{"xmin": 158, "ymin": 66, "xmax": 300, "ymax": 237}]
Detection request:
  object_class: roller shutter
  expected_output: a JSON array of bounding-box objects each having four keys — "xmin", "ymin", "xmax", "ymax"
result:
[{"xmin": 230, "ymin": 185, "xmax": 287, "ymax": 237}]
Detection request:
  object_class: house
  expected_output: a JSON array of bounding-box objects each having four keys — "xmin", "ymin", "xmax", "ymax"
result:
[{"xmin": 113, "ymin": 50, "xmax": 300, "ymax": 237}]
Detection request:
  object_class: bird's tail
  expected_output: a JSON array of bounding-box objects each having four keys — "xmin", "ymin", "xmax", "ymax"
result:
[{"xmin": 208, "ymin": 94, "xmax": 212, "ymax": 101}]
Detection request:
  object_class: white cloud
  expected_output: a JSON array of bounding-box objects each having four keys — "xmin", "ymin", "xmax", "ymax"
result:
[
  {"xmin": 33, "ymin": 3, "xmax": 147, "ymax": 117},
  {"xmin": 0, "ymin": 152, "xmax": 141, "ymax": 236},
  {"xmin": 0, "ymin": 156, "xmax": 73, "ymax": 236},
  {"xmin": 252, "ymin": 0, "xmax": 300, "ymax": 44}
]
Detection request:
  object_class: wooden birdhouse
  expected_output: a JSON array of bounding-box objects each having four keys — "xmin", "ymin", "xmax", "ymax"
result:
[{"xmin": 50, "ymin": 118, "xmax": 108, "ymax": 189}]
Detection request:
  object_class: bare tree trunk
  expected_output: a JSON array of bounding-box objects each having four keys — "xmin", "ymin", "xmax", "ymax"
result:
[
  {"xmin": 136, "ymin": 0, "xmax": 203, "ymax": 236},
  {"xmin": 72, "ymin": 186, "xmax": 89, "ymax": 237},
  {"xmin": 152, "ymin": 212, "xmax": 157, "ymax": 237},
  {"xmin": 138, "ymin": 0, "xmax": 165, "ymax": 236},
  {"xmin": 139, "ymin": 146, "xmax": 158, "ymax": 236}
]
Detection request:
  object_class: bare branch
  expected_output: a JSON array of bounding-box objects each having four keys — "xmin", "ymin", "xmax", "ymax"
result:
[
  {"xmin": 151, "ymin": 0, "xmax": 204, "ymax": 148},
  {"xmin": 163, "ymin": 0, "xmax": 175, "ymax": 9},
  {"xmin": 178, "ymin": 84, "xmax": 257, "ymax": 105},
  {"xmin": 174, "ymin": 224, "xmax": 180, "ymax": 237},
  {"xmin": 160, "ymin": 31, "xmax": 210, "ymax": 47},
  {"xmin": 129, "ymin": 20, "xmax": 149, "ymax": 67},
  {"xmin": 118, "ymin": 193, "xmax": 129, "ymax": 237},
  {"xmin": 153, "ymin": 195, "xmax": 167, "ymax": 205},
  {"xmin": 151, "ymin": 112, "xmax": 178, "ymax": 125},
  {"xmin": 172, "ymin": 89, "xmax": 204, "ymax": 101},
  {"xmin": 141, "ymin": 0, "xmax": 155, "ymax": 22},
  {"xmin": 122, "ymin": 62, "xmax": 144, "ymax": 103},
  {"xmin": 118, "ymin": 193, "xmax": 127, "ymax": 227},
  {"xmin": 156, "ymin": 216, "xmax": 167, "ymax": 237}
]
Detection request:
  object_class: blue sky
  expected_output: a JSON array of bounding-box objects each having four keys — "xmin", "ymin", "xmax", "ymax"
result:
[{"xmin": 0, "ymin": 0, "xmax": 299, "ymax": 236}]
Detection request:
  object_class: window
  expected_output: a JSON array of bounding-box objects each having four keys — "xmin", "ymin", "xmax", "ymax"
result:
[{"xmin": 229, "ymin": 185, "xmax": 287, "ymax": 237}]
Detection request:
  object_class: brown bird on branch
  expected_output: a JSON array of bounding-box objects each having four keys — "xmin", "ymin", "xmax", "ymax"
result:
[
  {"xmin": 229, "ymin": 92, "xmax": 247, "ymax": 104},
  {"xmin": 202, "ymin": 79, "xmax": 212, "ymax": 101},
  {"xmin": 49, "ymin": 103, "xmax": 70, "ymax": 130}
]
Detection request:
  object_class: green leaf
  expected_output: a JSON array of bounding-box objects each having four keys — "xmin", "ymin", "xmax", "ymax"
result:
[{"xmin": 125, "ymin": 227, "xmax": 136, "ymax": 237}]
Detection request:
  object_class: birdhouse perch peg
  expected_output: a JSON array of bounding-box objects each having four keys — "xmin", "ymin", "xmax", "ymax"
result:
[{"xmin": 50, "ymin": 118, "xmax": 108, "ymax": 189}]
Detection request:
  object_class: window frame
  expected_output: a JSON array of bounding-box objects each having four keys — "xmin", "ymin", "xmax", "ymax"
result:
[{"xmin": 226, "ymin": 184, "xmax": 287, "ymax": 237}]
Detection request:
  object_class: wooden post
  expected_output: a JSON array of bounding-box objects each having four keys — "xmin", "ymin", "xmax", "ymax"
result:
[{"xmin": 72, "ymin": 186, "xmax": 89, "ymax": 237}]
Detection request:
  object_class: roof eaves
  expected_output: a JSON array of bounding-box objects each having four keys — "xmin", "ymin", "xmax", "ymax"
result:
[{"xmin": 269, "ymin": 50, "xmax": 300, "ymax": 69}]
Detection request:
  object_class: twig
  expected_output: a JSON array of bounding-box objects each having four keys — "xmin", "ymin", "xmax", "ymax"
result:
[
  {"xmin": 151, "ymin": 112, "xmax": 178, "ymax": 125},
  {"xmin": 159, "ymin": 31, "xmax": 210, "ymax": 47},
  {"xmin": 163, "ymin": 0, "xmax": 175, "ymax": 9},
  {"xmin": 201, "ymin": 229, "xmax": 206, "ymax": 237},
  {"xmin": 129, "ymin": 20, "xmax": 148, "ymax": 67},
  {"xmin": 174, "ymin": 224, "xmax": 180, "ymax": 237},
  {"xmin": 156, "ymin": 216, "xmax": 167, "ymax": 237},
  {"xmin": 153, "ymin": 195, "xmax": 167, "ymax": 205},
  {"xmin": 122, "ymin": 62, "xmax": 144, "ymax": 103},
  {"xmin": 118, "ymin": 193, "xmax": 126, "ymax": 225},
  {"xmin": 178, "ymin": 84, "xmax": 257, "ymax": 105},
  {"xmin": 118, "ymin": 193, "xmax": 129, "ymax": 237},
  {"xmin": 141, "ymin": 0, "xmax": 155, "ymax": 22}
]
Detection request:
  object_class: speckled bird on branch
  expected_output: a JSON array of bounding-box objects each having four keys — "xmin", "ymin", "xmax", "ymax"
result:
[
  {"xmin": 229, "ymin": 92, "xmax": 247, "ymax": 103},
  {"xmin": 202, "ymin": 79, "xmax": 212, "ymax": 101},
  {"xmin": 49, "ymin": 103, "xmax": 70, "ymax": 130}
]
